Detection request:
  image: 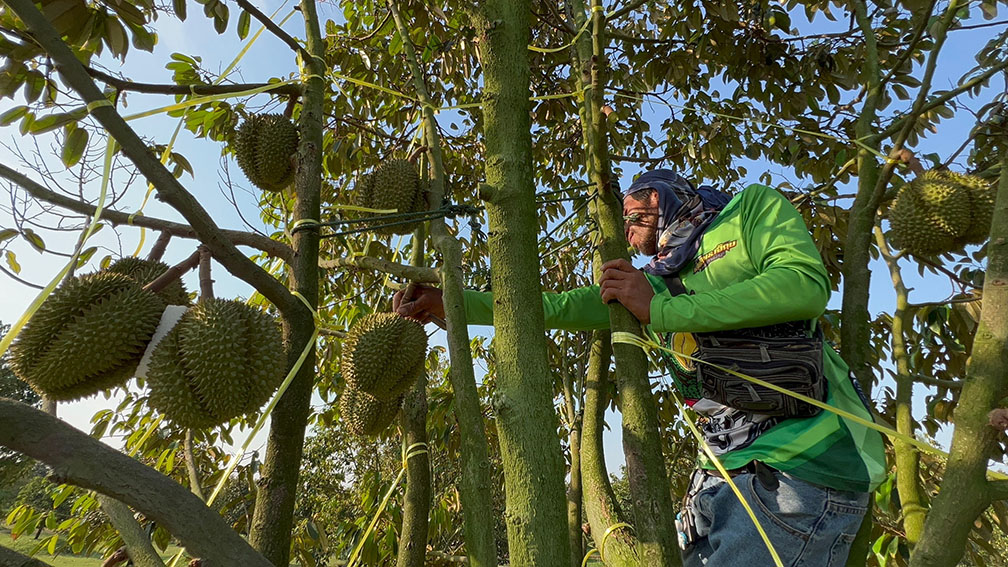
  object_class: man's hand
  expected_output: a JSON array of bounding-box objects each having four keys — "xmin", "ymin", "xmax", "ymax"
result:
[
  {"xmin": 394, "ymin": 285, "xmax": 446, "ymax": 325},
  {"xmin": 599, "ymin": 259, "xmax": 654, "ymax": 324}
]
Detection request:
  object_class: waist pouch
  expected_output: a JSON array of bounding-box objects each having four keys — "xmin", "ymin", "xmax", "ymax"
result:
[{"xmin": 695, "ymin": 325, "xmax": 826, "ymax": 418}]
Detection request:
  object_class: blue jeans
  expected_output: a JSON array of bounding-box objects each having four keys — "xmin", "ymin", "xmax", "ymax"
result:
[{"xmin": 682, "ymin": 469, "xmax": 869, "ymax": 567}]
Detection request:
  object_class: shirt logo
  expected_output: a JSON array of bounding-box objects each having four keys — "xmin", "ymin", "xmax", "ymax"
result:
[{"xmin": 693, "ymin": 240, "xmax": 737, "ymax": 273}]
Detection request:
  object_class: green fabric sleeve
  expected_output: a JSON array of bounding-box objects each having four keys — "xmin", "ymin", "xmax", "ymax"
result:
[
  {"xmin": 649, "ymin": 184, "xmax": 830, "ymax": 333},
  {"xmin": 463, "ymin": 285, "xmax": 615, "ymax": 331}
]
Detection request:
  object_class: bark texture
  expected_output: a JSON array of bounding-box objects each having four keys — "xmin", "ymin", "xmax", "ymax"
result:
[
  {"xmin": 247, "ymin": 0, "xmax": 324, "ymax": 562},
  {"xmin": 97, "ymin": 495, "xmax": 166, "ymax": 567},
  {"xmin": 387, "ymin": 2, "xmax": 497, "ymax": 563},
  {"xmin": 471, "ymin": 1, "xmax": 571, "ymax": 564},
  {"xmin": 0, "ymin": 399, "xmax": 272, "ymax": 567},
  {"xmin": 568, "ymin": 1, "xmax": 678, "ymax": 563},
  {"xmin": 909, "ymin": 151, "xmax": 1008, "ymax": 567},
  {"xmin": 396, "ymin": 373, "xmax": 431, "ymax": 567}
]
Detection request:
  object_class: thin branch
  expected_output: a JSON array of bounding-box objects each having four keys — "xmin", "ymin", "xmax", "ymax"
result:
[
  {"xmin": 232, "ymin": 0, "xmax": 312, "ymax": 61},
  {"xmin": 911, "ymin": 374, "xmax": 964, "ymax": 390},
  {"xmin": 952, "ymin": 19, "xmax": 1008, "ymax": 31},
  {"xmin": 85, "ymin": 66, "xmax": 300, "ymax": 97},
  {"xmin": 0, "ymin": 398, "xmax": 273, "ymax": 567},
  {"xmin": 319, "ymin": 254, "xmax": 439, "ymax": 283},
  {"xmin": 198, "ymin": 246, "xmax": 214, "ymax": 300},
  {"xmin": 183, "ymin": 429, "xmax": 206, "ymax": 501},
  {"xmin": 908, "ymin": 296, "xmax": 981, "ymax": 309},
  {"xmin": 880, "ymin": 0, "xmax": 939, "ymax": 88},
  {"xmin": 0, "ymin": 264, "xmax": 45, "ymax": 289},
  {"xmin": 607, "ymin": 0, "xmax": 650, "ymax": 22},
  {"xmin": 0, "ymin": 163, "xmax": 293, "ymax": 262},
  {"xmin": 876, "ymin": 59, "xmax": 1008, "ymax": 141},
  {"xmin": 97, "ymin": 495, "xmax": 167, "ymax": 567},
  {"xmin": 144, "ymin": 249, "xmax": 200, "ymax": 294},
  {"xmin": 147, "ymin": 232, "xmax": 172, "ymax": 262}
]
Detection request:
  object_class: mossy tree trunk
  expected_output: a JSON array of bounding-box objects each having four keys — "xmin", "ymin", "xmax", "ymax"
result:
[
  {"xmin": 909, "ymin": 151, "xmax": 1008, "ymax": 567},
  {"xmin": 388, "ymin": 3, "xmax": 498, "ymax": 564},
  {"xmin": 561, "ymin": 362, "xmax": 585, "ymax": 567},
  {"xmin": 396, "ymin": 372, "xmax": 431, "ymax": 567},
  {"xmin": 874, "ymin": 224, "xmax": 926, "ymax": 545},
  {"xmin": 247, "ymin": 0, "xmax": 324, "ymax": 563},
  {"xmin": 568, "ymin": 1, "xmax": 678, "ymax": 564},
  {"xmin": 470, "ymin": 1, "xmax": 571, "ymax": 564}
]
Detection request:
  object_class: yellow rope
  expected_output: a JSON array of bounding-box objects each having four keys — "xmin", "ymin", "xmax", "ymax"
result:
[
  {"xmin": 611, "ymin": 331, "xmax": 1008, "ymax": 482},
  {"xmin": 85, "ymin": 99, "xmax": 114, "ymax": 113},
  {"xmin": 598, "ymin": 521, "xmax": 632, "ymax": 563}
]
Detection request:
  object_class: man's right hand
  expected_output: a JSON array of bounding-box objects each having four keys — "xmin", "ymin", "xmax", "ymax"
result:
[{"xmin": 394, "ymin": 285, "xmax": 446, "ymax": 325}]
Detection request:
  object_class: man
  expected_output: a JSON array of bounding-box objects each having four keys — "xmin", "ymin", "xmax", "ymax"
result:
[{"xmin": 395, "ymin": 169, "xmax": 886, "ymax": 566}]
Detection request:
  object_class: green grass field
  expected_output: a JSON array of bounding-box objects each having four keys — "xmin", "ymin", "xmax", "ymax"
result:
[{"xmin": 1, "ymin": 526, "xmax": 186, "ymax": 566}]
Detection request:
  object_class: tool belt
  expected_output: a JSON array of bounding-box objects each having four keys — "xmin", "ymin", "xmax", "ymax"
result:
[{"xmin": 695, "ymin": 322, "xmax": 826, "ymax": 418}]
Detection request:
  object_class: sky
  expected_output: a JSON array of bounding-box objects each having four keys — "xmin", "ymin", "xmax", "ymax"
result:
[{"xmin": 1, "ymin": 0, "xmax": 1006, "ymax": 481}]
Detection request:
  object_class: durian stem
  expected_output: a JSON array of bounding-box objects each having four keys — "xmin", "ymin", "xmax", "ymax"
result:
[
  {"xmin": 148, "ymin": 232, "xmax": 172, "ymax": 262},
  {"xmin": 387, "ymin": 2, "xmax": 498, "ymax": 565},
  {"xmin": 144, "ymin": 249, "xmax": 200, "ymax": 295},
  {"xmin": 198, "ymin": 246, "xmax": 214, "ymax": 300}
]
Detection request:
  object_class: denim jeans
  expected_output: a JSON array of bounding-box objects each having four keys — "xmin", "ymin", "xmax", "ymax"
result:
[{"xmin": 682, "ymin": 469, "xmax": 869, "ymax": 567}]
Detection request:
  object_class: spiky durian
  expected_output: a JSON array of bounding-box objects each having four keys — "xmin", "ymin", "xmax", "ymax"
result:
[
  {"xmin": 349, "ymin": 159, "xmax": 428, "ymax": 235},
  {"xmin": 940, "ymin": 171, "xmax": 996, "ymax": 245},
  {"xmin": 889, "ymin": 171, "xmax": 970, "ymax": 256},
  {"xmin": 339, "ymin": 386, "xmax": 402, "ymax": 437},
  {"xmin": 105, "ymin": 257, "xmax": 190, "ymax": 306},
  {"xmin": 341, "ymin": 312, "xmax": 427, "ymax": 402},
  {"xmin": 232, "ymin": 114, "xmax": 299, "ymax": 193},
  {"xmin": 9, "ymin": 272, "xmax": 166, "ymax": 400},
  {"xmin": 145, "ymin": 298, "xmax": 285, "ymax": 428}
]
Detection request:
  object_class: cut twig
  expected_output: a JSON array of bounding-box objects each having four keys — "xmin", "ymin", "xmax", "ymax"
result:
[
  {"xmin": 198, "ymin": 246, "xmax": 214, "ymax": 300},
  {"xmin": 147, "ymin": 232, "xmax": 172, "ymax": 262},
  {"xmin": 144, "ymin": 249, "xmax": 201, "ymax": 294}
]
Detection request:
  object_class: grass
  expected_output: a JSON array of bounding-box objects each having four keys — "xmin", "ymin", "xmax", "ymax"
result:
[{"xmin": 1, "ymin": 526, "xmax": 185, "ymax": 566}]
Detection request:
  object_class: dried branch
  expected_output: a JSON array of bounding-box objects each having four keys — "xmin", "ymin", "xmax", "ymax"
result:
[
  {"xmin": 232, "ymin": 0, "xmax": 312, "ymax": 61},
  {"xmin": 319, "ymin": 255, "xmax": 439, "ymax": 282},
  {"xmin": 0, "ymin": 163, "xmax": 293, "ymax": 262},
  {"xmin": 0, "ymin": 398, "xmax": 273, "ymax": 567}
]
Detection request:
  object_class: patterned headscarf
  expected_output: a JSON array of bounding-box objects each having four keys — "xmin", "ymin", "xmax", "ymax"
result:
[{"xmin": 622, "ymin": 169, "xmax": 731, "ymax": 276}]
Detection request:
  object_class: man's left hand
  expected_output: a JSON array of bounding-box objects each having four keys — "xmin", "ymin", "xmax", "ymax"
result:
[{"xmin": 600, "ymin": 259, "xmax": 654, "ymax": 324}]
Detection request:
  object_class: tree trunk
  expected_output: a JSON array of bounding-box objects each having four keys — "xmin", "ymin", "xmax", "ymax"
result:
[
  {"xmin": 247, "ymin": 0, "xmax": 324, "ymax": 563},
  {"xmin": 397, "ymin": 373, "xmax": 431, "ymax": 567},
  {"xmin": 471, "ymin": 1, "xmax": 571, "ymax": 564},
  {"xmin": 568, "ymin": 1, "xmax": 679, "ymax": 564},
  {"xmin": 387, "ymin": 3, "xmax": 498, "ymax": 564},
  {"xmin": 581, "ymin": 331, "xmax": 641, "ymax": 566},
  {"xmin": 562, "ymin": 361, "xmax": 585, "ymax": 567},
  {"xmin": 909, "ymin": 151, "xmax": 1008, "ymax": 567},
  {"xmin": 874, "ymin": 225, "xmax": 926, "ymax": 545}
]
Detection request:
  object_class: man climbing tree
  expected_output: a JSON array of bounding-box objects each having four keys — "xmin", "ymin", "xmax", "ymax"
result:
[{"xmin": 395, "ymin": 168, "xmax": 887, "ymax": 566}]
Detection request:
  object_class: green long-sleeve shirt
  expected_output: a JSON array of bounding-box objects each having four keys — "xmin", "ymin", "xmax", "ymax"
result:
[{"xmin": 463, "ymin": 184, "xmax": 885, "ymax": 492}]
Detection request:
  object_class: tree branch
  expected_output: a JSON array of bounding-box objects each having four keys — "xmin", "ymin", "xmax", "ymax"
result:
[
  {"xmin": 876, "ymin": 59, "xmax": 1008, "ymax": 141},
  {"xmin": 0, "ymin": 163, "xmax": 293, "ymax": 262},
  {"xmin": 5, "ymin": 0, "xmax": 302, "ymax": 318},
  {"xmin": 0, "ymin": 545, "xmax": 54, "ymax": 566},
  {"xmin": 989, "ymin": 479, "xmax": 1008, "ymax": 502},
  {"xmin": 232, "ymin": 0, "xmax": 312, "ymax": 61},
  {"xmin": 0, "ymin": 398, "xmax": 273, "ymax": 567},
  {"xmin": 607, "ymin": 0, "xmax": 650, "ymax": 22},
  {"xmin": 85, "ymin": 66, "xmax": 301, "ymax": 97},
  {"xmin": 97, "ymin": 495, "xmax": 166, "ymax": 567},
  {"xmin": 319, "ymin": 254, "xmax": 439, "ymax": 283},
  {"xmin": 911, "ymin": 374, "xmax": 964, "ymax": 389}
]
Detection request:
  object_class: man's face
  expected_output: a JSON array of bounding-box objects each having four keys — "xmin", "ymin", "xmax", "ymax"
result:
[{"xmin": 623, "ymin": 190, "xmax": 660, "ymax": 256}]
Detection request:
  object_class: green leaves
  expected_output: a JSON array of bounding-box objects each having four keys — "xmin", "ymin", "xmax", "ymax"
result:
[
  {"xmin": 62, "ymin": 126, "xmax": 89, "ymax": 167},
  {"xmin": 237, "ymin": 9, "xmax": 250, "ymax": 40}
]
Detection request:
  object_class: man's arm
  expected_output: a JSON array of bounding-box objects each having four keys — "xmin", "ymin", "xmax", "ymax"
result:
[
  {"xmin": 463, "ymin": 286, "xmax": 612, "ymax": 331},
  {"xmin": 649, "ymin": 184, "xmax": 830, "ymax": 333}
]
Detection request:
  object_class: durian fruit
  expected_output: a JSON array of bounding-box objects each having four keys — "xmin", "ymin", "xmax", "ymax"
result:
[
  {"xmin": 940, "ymin": 171, "xmax": 996, "ymax": 245},
  {"xmin": 9, "ymin": 272, "xmax": 166, "ymax": 400},
  {"xmin": 339, "ymin": 386, "xmax": 403, "ymax": 437},
  {"xmin": 341, "ymin": 312, "xmax": 427, "ymax": 401},
  {"xmin": 889, "ymin": 170, "xmax": 997, "ymax": 256},
  {"xmin": 350, "ymin": 159, "xmax": 428, "ymax": 235},
  {"xmin": 231, "ymin": 114, "xmax": 299, "ymax": 192},
  {"xmin": 145, "ymin": 298, "xmax": 286, "ymax": 429},
  {"xmin": 105, "ymin": 257, "xmax": 191, "ymax": 305}
]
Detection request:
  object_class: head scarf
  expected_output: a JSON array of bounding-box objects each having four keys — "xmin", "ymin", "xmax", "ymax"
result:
[{"xmin": 622, "ymin": 169, "xmax": 731, "ymax": 276}]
